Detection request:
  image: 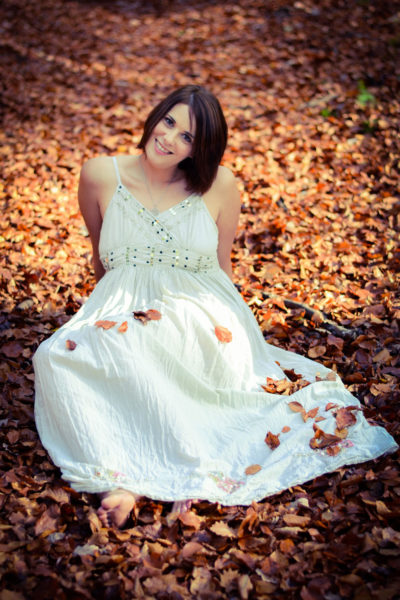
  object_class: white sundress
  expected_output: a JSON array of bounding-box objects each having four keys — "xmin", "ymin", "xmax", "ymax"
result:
[{"xmin": 33, "ymin": 157, "xmax": 398, "ymax": 504}]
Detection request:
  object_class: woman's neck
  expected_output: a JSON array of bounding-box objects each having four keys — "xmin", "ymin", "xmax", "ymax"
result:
[{"xmin": 139, "ymin": 153, "xmax": 180, "ymax": 187}]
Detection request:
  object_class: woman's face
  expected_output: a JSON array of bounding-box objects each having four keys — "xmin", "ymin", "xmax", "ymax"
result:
[{"xmin": 146, "ymin": 103, "xmax": 196, "ymax": 168}]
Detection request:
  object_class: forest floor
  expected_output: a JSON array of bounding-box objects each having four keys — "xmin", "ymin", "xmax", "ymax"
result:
[{"xmin": 0, "ymin": 0, "xmax": 399, "ymax": 598}]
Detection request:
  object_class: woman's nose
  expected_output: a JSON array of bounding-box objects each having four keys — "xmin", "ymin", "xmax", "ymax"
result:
[{"xmin": 163, "ymin": 128, "xmax": 176, "ymax": 144}]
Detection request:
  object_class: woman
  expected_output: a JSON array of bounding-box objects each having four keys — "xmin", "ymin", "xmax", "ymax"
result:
[{"xmin": 33, "ymin": 85, "xmax": 397, "ymax": 529}]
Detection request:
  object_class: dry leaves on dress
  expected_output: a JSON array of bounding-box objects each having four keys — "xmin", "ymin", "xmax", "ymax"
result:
[
  {"xmin": 335, "ymin": 406, "xmax": 359, "ymax": 430},
  {"xmin": 65, "ymin": 339, "xmax": 77, "ymax": 351},
  {"xmin": 245, "ymin": 464, "xmax": 262, "ymax": 475},
  {"xmin": 118, "ymin": 321, "xmax": 128, "ymax": 333},
  {"xmin": 94, "ymin": 320, "xmax": 117, "ymax": 330},
  {"xmin": 288, "ymin": 401, "xmax": 319, "ymax": 422},
  {"xmin": 309, "ymin": 426, "xmax": 342, "ymax": 450},
  {"xmin": 265, "ymin": 431, "xmax": 281, "ymax": 450},
  {"xmin": 215, "ymin": 325, "xmax": 233, "ymax": 343},
  {"xmin": 133, "ymin": 309, "xmax": 162, "ymax": 325},
  {"xmin": 261, "ymin": 377, "xmax": 311, "ymax": 395}
]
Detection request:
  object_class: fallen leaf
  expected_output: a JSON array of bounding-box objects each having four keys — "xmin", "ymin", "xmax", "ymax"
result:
[
  {"xmin": 209, "ymin": 521, "xmax": 236, "ymax": 538},
  {"xmin": 65, "ymin": 339, "xmax": 77, "ymax": 350},
  {"xmin": 283, "ymin": 514, "xmax": 311, "ymax": 527},
  {"xmin": 281, "ymin": 426, "xmax": 291, "ymax": 433},
  {"xmin": 146, "ymin": 309, "xmax": 162, "ymax": 321},
  {"xmin": 215, "ymin": 325, "xmax": 233, "ymax": 343},
  {"xmin": 283, "ymin": 368, "xmax": 303, "ymax": 382},
  {"xmin": 245, "ymin": 464, "xmax": 262, "ymax": 475},
  {"xmin": 310, "ymin": 427, "xmax": 342, "ymax": 450},
  {"xmin": 288, "ymin": 401, "xmax": 304, "ymax": 413},
  {"xmin": 133, "ymin": 309, "xmax": 162, "ymax": 325},
  {"xmin": 265, "ymin": 431, "xmax": 281, "ymax": 450},
  {"xmin": 308, "ymin": 345, "xmax": 326, "ymax": 358},
  {"xmin": 326, "ymin": 445, "xmax": 341, "ymax": 456},
  {"xmin": 118, "ymin": 321, "xmax": 128, "ymax": 333},
  {"xmin": 178, "ymin": 511, "xmax": 202, "ymax": 530},
  {"xmin": 303, "ymin": 407, "xmax": 319, "ymax": 422},
  {"xmin": 336, "ymin": 407, "xmax": 357, "ymax": 430},
  {"xmin": 94, "ymin": 320, "xmax": 117, "ymax": 330},
  {"xmin": 279, "ymin": 538, "xmax": 295, "ymax": 553}
]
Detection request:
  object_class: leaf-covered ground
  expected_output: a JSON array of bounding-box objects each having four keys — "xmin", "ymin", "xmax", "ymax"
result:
[{"xmin": 1, "ymin": 0, "xmax": 399, "ymax": 598}]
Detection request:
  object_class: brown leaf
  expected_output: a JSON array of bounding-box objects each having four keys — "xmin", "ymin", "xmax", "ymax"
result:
[
  {"xmin": 303, "ymin": 407, "xmax": 319, "ymax": 422},
  {"xmin": 283, "ymin": 514, "xmax": 311, "ymax": 527},
  {"xmin": 215, "ymin": 325, "xmax": 232, "ymax": 343},
  {"xmin": 279, "ymin": 538, "xmax": 295, "ymax": 553},
  {"xmin": 178, "ymin": 511, "xmax": 202, "ymax": 530},
  {"xmin": 209, "ymin": 521, "xmax": 236, "ymax": 538},
  {"xmin": 283, "ymin": 368, "xmax": 303, "ymax": 382},
  {"xmin": 326, "ymin": 445, "xmax": 341, "ymax": 456},
  {"xmin": 245, "ymin": 464, "xmax": 262, "ymax": 475},
  {"xmin": 264, "ymin": 431, "xmax": 281, "ymax": 450},
  {"xmin": 65, "ymin": 339, "xmax": 77, "ymax": 350},
  {"xmin": 310, "ymin": 427, "xmax": 342, "ymax": 450},
  {"xmin": 132, "ymin": 311, "xmax": 150, "ymax": 324},
  {"xmin": 334, "ymin": 427, "xmax": 348, "ymax": 439},
  {"xmin": 181, "ymin": 541, "xmax": 205, "ymax": 559},
  {"xmin": 133, "ymin": 309, "xmax": 162, "ymax": 325},
  {"xmin": 335, "ymin": 407, "xmax": 357, "ymax": 430},
  {"xmin": 281, "ymin": 426, "xmax": 291, "ymax": 433},
  {"xmin": 2, "ymin": 342, "xmax": 24, "ymax": 358},
  {"xmin": 288, "ymin": 401, "xmax": 304, "ymax": 413},
  {"xmin": 94, "ymin": 320, "xmax": 117, "ymax": 330},
  {"xmin": 308, "ymin": 345, "xmax": 326, "ymax": 358}
]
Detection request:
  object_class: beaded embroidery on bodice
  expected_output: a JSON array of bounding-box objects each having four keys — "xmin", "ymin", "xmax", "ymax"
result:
[{"xmin": 99, "ymin": 159, "xmax": 220, "ymax": 274}]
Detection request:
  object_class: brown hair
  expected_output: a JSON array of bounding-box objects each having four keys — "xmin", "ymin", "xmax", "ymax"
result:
[{"xmin": 138, "ymin": 85, "xmax": 227, "ymax": 195}]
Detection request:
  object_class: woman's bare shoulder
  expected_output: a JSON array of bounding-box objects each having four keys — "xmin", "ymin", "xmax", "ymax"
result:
[
  {"xmin": 209, "ymin": 165, "xmax": 241, "ymax": 206},
  {"xmin": 80, "ymin": 156, "xmax": 116, "ymax": 188}
]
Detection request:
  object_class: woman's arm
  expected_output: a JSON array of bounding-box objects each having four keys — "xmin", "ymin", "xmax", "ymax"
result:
[
  {"xmin": 78, "ymin": 158, "xmax": 112, "ymax": 282},
  {"xmin": 212, "ymin": 167, "xmax": 242, "ymax": 279}
]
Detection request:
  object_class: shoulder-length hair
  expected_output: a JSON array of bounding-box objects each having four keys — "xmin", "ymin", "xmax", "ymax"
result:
[{"xmin": 137, "ymin": 85, "xmax": 227, "ymax": 195}]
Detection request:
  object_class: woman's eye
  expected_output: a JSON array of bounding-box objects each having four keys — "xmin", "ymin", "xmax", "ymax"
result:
[
  {"xmin": 182, "ymin": 133, "xmax": 193, "ymax": 143},
  {"xmin": 164, "ymin": 116, "xmax": 174, "ymax": 126}
]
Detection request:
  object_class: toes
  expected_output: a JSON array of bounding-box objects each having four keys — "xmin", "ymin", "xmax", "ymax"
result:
[{"xmin": 171, "ymin": 499, "xmax": 193, "ymax": 514}]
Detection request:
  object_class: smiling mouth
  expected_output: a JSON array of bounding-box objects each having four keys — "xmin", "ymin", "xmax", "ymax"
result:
[{"xmin": 155, "ymin": 139, "xmax": 172, "ymax": 155}]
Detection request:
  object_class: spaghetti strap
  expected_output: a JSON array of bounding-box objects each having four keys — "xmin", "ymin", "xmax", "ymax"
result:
[{"xmin": 112, "ymin": 156, "xmax": 122, "ymax": 186}]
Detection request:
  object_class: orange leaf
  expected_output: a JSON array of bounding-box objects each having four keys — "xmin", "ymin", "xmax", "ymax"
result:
[
  {"xmin": 245, "ymin": 464, "xmax": 262, "ymax": 475},
  {"xmin": 118, "ymin": 321, "xmax": 128, "ymax": 333},
  {"xmin": 326, "ymin": 445, "xmax": 341, "ymax": 456},
  {"xmin": 288, "ymin": 401, "xmax": 304, "ymax": 413},
  {"xmin": 303, "ymin": 407, "xmax": 319, "ymax": 422},
  {"xmin": 281, "ymin": 426, "xmax": 291, "ymax": 433},
  {"xmin": 215, "ymin": 325, "xmax": 232, "ymax": 343},
  {"xmin": 265, "ymin": 431, "xmax": 280, "ymax": 450},
  {"xmin": 325, "ymin": 403, "xmax": 339, "ymax": 411},
  {"xmin": 146, "ymin": 309, "xmax": 162, "ymax": 321},
  {"xmin": 334, "ymin": 427, "xmax": 348, "ymax": 439},
  {"xmin": 95, "ymin": 320, "xmax": 117, "ymax": 330},
  {"xmin": 280, "ymin": 538, "xmax": 295, "ymax": 553},
  {"xmin": 65, "ymin": 339, "xmax": 77, "ymax": 351}
]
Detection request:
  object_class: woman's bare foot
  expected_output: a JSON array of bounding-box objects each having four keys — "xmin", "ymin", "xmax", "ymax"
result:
[
  {"xmin": 171, "ymin": 499, "xmax": 194, "ymax": 514},
  {"xmin": 97, "ymin": 489, "xmax": 139, "ymax": 528}
]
